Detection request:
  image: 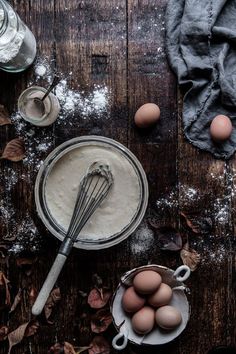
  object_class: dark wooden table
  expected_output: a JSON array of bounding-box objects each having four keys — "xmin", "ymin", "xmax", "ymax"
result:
[{"xmin": 0, "ymin": 0, "xmax": 236, "ymax": 353}]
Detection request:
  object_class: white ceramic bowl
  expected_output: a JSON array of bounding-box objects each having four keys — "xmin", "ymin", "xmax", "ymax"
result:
[
  {"xmin": 35, "ymin": 136, "xmax": 149, "ymax": 250},
  {"xmin": 111, "ymin": 264, "xmax": 191, "ymax": 350}
]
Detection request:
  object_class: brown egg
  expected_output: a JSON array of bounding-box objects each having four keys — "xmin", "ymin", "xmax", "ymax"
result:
[
  {"xmin": 134, "ymin": 103, "xmax": 160, "ymax": 128},
  {"xmin": 148, "ymin": 283, "xmax": 172, "ymax": 307},
  {"xmin": 122, "ymin": 286, "xmax": 146, "ymax": 313},
  {"xmin": 210, "ymin": 115, "xmax": 232, "ymax": 142},
  {"xmin": 155, "ymin": 305, "xmax": 182, "ymax": 330},
  {"xmin": 133, "ymin": 270, "xmax": 162, "ymax": 295},
  {"xmin": 131, "ymin": 306, "xmax": 155, "ymax": 335}
]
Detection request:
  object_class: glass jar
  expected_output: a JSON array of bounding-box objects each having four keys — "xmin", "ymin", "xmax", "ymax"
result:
[
  {"xmin": 18, "ymin": 86, "xmax": 61, "ymax": 126},
  {"xmin": 0, "ymin": 0, "xmax": 36, "ymax": 72}
]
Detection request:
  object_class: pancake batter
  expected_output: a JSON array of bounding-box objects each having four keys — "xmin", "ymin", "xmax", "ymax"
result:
[{"xmin": 45, "ymin": 144, "xmax": 141, "ymax": 240}]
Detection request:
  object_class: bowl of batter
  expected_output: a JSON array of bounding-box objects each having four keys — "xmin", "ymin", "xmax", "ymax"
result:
[{"xmin": 35, "ymin": 136, "xmax": 149, "ymax": 250}]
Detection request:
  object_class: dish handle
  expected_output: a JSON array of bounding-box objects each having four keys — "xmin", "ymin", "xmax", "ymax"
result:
[
  {"xmin": 112, "ymin": 332, "xmax": 128, "ymax": 351},
  {"xmin": 173, "ymin": 265, "xmax": 191, "ymax": 282}
]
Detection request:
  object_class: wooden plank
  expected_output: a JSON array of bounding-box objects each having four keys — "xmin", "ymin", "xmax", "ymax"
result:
[
  {"xmin": 49, "ymin": 0, "xmax": 128, "ymax": 349},
  {"xmin": 0, "ymin": 0, "xmax": 56, "ymax": 353},
  {"xmin": 127, "ymin": 0, "xmax": 178, "ymax": 264},
  {"xmin": 178, "ymin": 97, "xmax": 233, "ymax": 353},
  {"xmin": 127, "ymin": 1, "xmax": 179, "ymax": 351}
]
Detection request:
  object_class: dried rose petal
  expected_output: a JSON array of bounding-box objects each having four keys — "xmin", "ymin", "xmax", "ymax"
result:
[
  {"xmin": 88, "ymin": 336, "xmax": 110, "ymax": 354},
  {"xmin": 44, "ymin": 287, "xmax": 61, "ymax": 323},
  {"xmin": 76, "ymin": 346, "xmax": 91, "ymax": 354},
  {"xmin": 1, "ymin": 138, "xmax": 25, "ymax": 162},
  {"xmin": 0, "ymin": 326, "xmax": 9, "ymax": 341},
  {"xmin": 48, "ymin": 342, "xmax": 78, "ymax": 354},
  {"xmin": 92, "ymin": 274, "xmax": 103, "ymax": 288},
  {"xmin": 181, "ymin": 212, "xmax": 212, "ymax": 234},
  {"xmin": 0, "ymin": 104, "xmax": 11, "ymax": 126},
  {"xmin": 180, "ymin": 242, "xmax": 201, "ymax": 271},
  {"xmin": 28, "ymin": 286, "xmax": 37, "ymax": 306},
  {"xmin": 8, "ymin": 321, "xmax": 39, "ymax": 354},
  {"xmin": 10, "ymin": 288, "xmax": 22, "ymax": 313},
  {"xmin": 91, "ymin": 309, "xmax": 112, "ymax": 333},
  {"xmin": 0, "ymin": 271, "xmax": 11, "ymax": 309},
  {"xmin": 88, "ymin": 288, "xmax": 111, "ymax": 309},
  {"xmin": 155, "ymin": 227, "xmax": 182, "ymax": 251}
]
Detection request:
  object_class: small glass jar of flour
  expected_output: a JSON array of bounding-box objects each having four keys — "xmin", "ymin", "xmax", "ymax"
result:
[
  {"xmin": 18, "ymin": 86, "xmax": 60, "ymax": 126},
  {"xmin": 0, "ymin": 0, "xmax": 36, "ymax": 72}
]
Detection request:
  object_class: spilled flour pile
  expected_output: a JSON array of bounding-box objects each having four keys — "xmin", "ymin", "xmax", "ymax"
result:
[{"xmin": 0, "ymin": 56, "xmax": 111, "ymax": 254}]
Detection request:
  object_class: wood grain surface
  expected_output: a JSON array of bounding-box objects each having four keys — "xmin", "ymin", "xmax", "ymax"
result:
[{"xmin": 0, "ymin": 0, "xmax": 235, "ymax": 353}]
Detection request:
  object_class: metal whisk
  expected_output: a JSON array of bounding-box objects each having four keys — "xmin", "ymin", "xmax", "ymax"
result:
[{"xmin": 32, "ymin": 161, "xmax": 113, "ymax": 316}]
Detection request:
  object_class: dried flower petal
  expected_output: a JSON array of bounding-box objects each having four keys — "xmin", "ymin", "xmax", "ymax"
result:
[
  {"xmin": 92, "ymin": 274, "xmax": 103, "ymax": 289},
  {"xmin": 44, "ymin": 287, "xmax": 61, "ymax": 323},
  {"xmin": 91, "ymin": 308, "xmax": 112, "ymax": 333},
  {"xmin": 181, "ymin": 212, "xmax": 213, "ymax": 234},
  {"xmin": 88, "ymin": 336, "xmax": 110, "ymax": 354},
  {"xmin": 48, "ymin": 342, "xmax": 78, "ymax": 354},
  {"xmin": 180, "ymin": 242, "xmax": 201, "ymax": 271},
  {"xmin": 0, "ymin": 326, "xmax": 9, "ymax": 341},
  {"xmin": 0, "ymin": 271, "xmax": 11, "ymax": 309},
  {"xmin": 28, "ymin": 286, "xmax": 37, "ymax": 306},
  {"xmin": 0, "ymin": 104, "xmax": 11, "ymax": 126},
  {"xmin": 1, "ymin": 138, "xmax": 25, "ymax": 162},
  {"xmin": 88, "ymin": 288, "xmax": 111, "ymax": 309},
  {"xmin": 16, "ymin": 255, "xmax": 38, "ymax": 276},
  {"xmin": 7, "ymin": 321, "xmax": 39, "ymax": 354},
  {"xmin": 155, "ymin": 227, "xmax": 182, "ymax": 251},
  {"xmin": 10, "ymin": 288, "xmax": 22, "ymax": 313},
  {"xmin": 76, "ymin": 346, "xmax": 91, "ymax": 354}
]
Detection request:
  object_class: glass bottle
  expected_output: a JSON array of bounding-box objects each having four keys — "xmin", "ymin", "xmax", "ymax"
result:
[
  {"xmin": 18, "ymin": 86, "xmax": 61, "ymax": 126},
  {"xmin": 0, "ymin": 0, "xmax": 36, "ymax": 72}
]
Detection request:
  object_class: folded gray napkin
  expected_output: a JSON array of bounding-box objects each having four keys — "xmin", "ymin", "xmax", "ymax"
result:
[{"xmin": 166, "ymin": 0, "xmax": 236, "ymax": 159}]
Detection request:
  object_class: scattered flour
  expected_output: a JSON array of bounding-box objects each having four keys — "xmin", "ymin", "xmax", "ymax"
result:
[
  {"xmin": 35, "ymin": 64, "xmax": 47, "ymax": 77},
  {"xmin": 8, "ymin": 214, "xmax": 42, "ymax": 254},
  {"xmin": 131, "ymin": 221, "xmax": 154, "ymax": 255},
  {"xmin": 55, "ymin": 79, "xmax": 109, "ymax": 120}
]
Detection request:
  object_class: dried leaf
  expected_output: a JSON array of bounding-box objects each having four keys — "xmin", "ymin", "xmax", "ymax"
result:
[
  {"xmin": 16, "ymin": 255, "xmax": 38, "ymax": 276},
  {"xmin": 155, "ymin": 227, "xmax": 182, "ymax": 251},
  {"xmin": 181, "ymin": 212, "xmax": 213, "ymax": 234},
  {"xmin": 16, "ymin": 256, "xmax": 38, "ymax": 266},
  {"xmin": 44, "ymin": 287, "xmax": 61, "ymax": 323},
  {"xmin": 147, "ymin": 211, "xmax": 162, "ymax": 229},
  {"xmin": 89, "ymin": 336, "xmax": 110, "ymax": 354},
  {"xmin": 1, "ymin": 138, "xmax": 25, "ymax": 162},
  {"xmin": 91, "ymin": 308, "xmax": 112, "ymax": 333},
  {"xmin": 28, "ymin": 286, "xmax": 37, "ymax": 306},
  {"xmin": 0, "ymin": 104, "xmax": 11, "ymax": 126},
  {"xmin": 88, "ymin": 288, "xmax": 111, "ymax": 309},
  {"xmin": 180, "ymin": 242, "xmax": 201, "ymax": 271},
  {"xmin": 48, "ymin": 342, "xmax": 77, "ymax": 354},
  {"xmin": 7, "ymin": 321, "xmax": 39, "ymax": 354},
  {"xmin": 0, "ymin": 245, "xmax": 9, "ymax": 265},
  {"xmin": 0, "ymin": 271, "xmax": 11, "ymax": 309},
  {"xmin": 76, "ymin": 348, "xmax": 90, "ymax": 354},
  {"xmin": 10, "ymin": 288, "xmax": 22, "ymax": 313},
  {"xmin": 0, "ymin": 326, "xmax": 9, "ymax": 341},
  {"xmin": 92, "ymin": 274, "xmax": 103, "ymax": 289}
]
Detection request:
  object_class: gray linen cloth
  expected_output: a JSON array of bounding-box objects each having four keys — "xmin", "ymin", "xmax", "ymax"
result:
[{"xmin": 166, "ymin": 0, "xmax": 236, "ymax": 159}]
